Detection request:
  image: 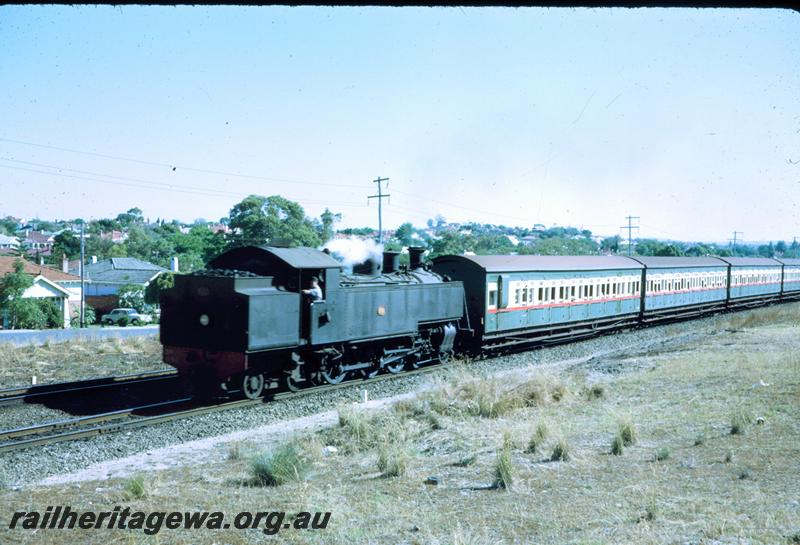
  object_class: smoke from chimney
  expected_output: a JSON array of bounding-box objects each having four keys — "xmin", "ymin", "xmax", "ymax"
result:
[{"xmin": 323, "ymin": 238, "xmax": 383, "ymax": 268}]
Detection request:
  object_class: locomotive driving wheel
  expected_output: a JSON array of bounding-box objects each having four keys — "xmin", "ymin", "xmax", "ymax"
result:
[
  {"xmin": 321, "ymin": 365, "xmax": 346, "ymax": 385},
  {"xmin": 386, "ymin": 360, "xmax": 406, "ymax": 374},
  {"xmin": 241, "ymin": 371, "xmax": 265, "ymax": 399}
]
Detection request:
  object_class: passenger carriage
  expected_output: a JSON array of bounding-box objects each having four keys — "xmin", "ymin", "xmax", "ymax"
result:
[
  {"xmin": 630, "ymin": 257, "xmax": 729, "ymax": 321},
  {"xmin": 431, "ymin": 255, "xmax": 644, "ymax": 350},
  {"xmin": 718, "ymin": 257, "xmax": 783, "ymax": 307}
]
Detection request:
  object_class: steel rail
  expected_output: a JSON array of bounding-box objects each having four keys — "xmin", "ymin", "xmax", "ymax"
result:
[
  {"xmin": 0, "ymin": 364, "xmax": 442, "ymax": 454},
  {"xmin": 0, "ymin": 369, "xmax": 178, "ymax": 407}
]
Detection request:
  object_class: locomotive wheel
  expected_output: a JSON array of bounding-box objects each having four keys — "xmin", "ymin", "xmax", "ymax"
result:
[
  {"xmin": 242, "ymin": 371, "xmax": 265, "ymax": 399},
  {"xmin": 386, "ymin": 361, "xmax": 405, "ymax": 374},
  {"xmin": 321, "ymin": 366, "xmax": 346, "ymax": 385}
]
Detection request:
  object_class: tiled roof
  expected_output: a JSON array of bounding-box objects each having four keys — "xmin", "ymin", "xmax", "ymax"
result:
[
  {"xmin": 79, "ymin": 257, "xmax": 166, "ymax": 284},
  {"xmin": 0, "ymin": 256, "xmax": 81, "ymax": 282}
]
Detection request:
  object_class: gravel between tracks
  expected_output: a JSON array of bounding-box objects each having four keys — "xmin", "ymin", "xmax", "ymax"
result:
[{"xmin": 0, "ymin": 311, "xmax": 759, "ymax": 488}]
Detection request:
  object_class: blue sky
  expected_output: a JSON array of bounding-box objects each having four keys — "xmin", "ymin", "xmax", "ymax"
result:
[{"xmin": 1, "ymin": 6, "xmax": 798, "ymax": 242}]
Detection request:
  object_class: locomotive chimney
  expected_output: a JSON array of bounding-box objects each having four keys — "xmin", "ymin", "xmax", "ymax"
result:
[
  {"xmin": 408, "ymin": 247, "xmax": 425, "ymax": 269},
  {"xmin": 382, "ymin": 251, "xmax": 400, "ymax": 274}
]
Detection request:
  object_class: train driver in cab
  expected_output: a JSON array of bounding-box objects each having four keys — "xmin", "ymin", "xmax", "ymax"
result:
[{"xmin": 302, "ymin": 277, "xmax": 323, "ymax": 301}]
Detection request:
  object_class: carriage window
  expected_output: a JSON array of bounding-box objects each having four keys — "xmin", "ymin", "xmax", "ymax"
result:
[
  {"xmin": 521, "ymin": 288, "xmax": 528, "ymax": 303},
  {"xmin": 488, "ymin": 289, "xmax": 497, "ymax": 308},
  {"xmin": 571, "ymin": 286, "xmax": 576, "ymax": 298},
  {"xmin": 551, "ymin": 287, "xmax": 556, "ymax": 301},
  {"xmin": 538, "ymin": 287, "xmax": 544, "ymax": 301},
  {"xmin": 559, "ymin": 287, "xmax": 565, "ymax": 300}
]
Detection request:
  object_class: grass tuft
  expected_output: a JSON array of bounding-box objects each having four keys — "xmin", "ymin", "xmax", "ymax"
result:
[
  {"xmin": 377, "ymin": 443, "xmax": 410, "ymax": 477},
  {"xmin": 637, "ymin": 502, "xmax": 658, "ymax": 523},
  {"xmin": 738, "ymin": 468, "xmax": 752, "ymax": 480},
  {"xmin": 124, "ymin": 474, "xmax": 147, "ymax": 500},
  {"xmin": 610, "ymin": 434, "xmax": 624, "ymax": 456},
  {"xmin": 653, "ymin": 446, "xmax": 671, "ymax": 462},
  {"xmin": 724, "ymin": 451, "xmax": 734, "ymax": 463},
  {"xmin": 586, "ymin": 383, "xmax": 606, "ymax": 400},
  {"xmin": 493, "ymin": 434, "xmax": 514, "ymax": 490},
  {"xmin": 250, "ymin": 443, "xmax": 310, "ymax": 486},
  {"xmin": 618, "ymin": 419, "xmax": 637, "ymax": 446},
  {"xmin": 453, "ymin": 453, "xmax": 477, "ymax": 467},
  {"xmin": 227, "ymin": 441, "xmax": 244, "ymax": 461},
  {"xmin": 550, "ymin": 437, "xmax": 571, "ymax": 462},
  {"xmin": 526, "ymin": 420, "xmax": 550, "ymax": 454},
  {"xmin": 730, "ymin": 408, "xmax": 752, "ymax": 435}
]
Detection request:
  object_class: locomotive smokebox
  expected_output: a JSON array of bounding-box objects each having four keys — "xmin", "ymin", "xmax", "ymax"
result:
[
  {"xmin": 383, "ymin": 251, "xmax": 400, "ymax": 274},
  {"xmin": 409, "ymin": 247, "xmax": 425, "ymax": 270}
]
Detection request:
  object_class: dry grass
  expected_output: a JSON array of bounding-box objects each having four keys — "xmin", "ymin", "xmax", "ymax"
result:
[
  {"xmin": 2, "ymin": 303, "xmax": 799, "ymax": 544},
  {"xmin": 0, "ymin": 336, "xmax": 167, "ymax": 388}
]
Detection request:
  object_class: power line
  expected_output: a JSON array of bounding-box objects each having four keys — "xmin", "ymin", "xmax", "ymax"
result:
[
  {"xmin": 367, "ymin": 177, "xmax": 390, "ymax": 244},
  {"xmin": 620, "ymin": 215, "xmax": 640, "ymax": 256},
  {"xmin": 0, "ymin": 163, "xmax": 367, "ymax": 209},
  {"xmin": 0, "ymin": 136, "xmax": 365, "ymax": 189}
]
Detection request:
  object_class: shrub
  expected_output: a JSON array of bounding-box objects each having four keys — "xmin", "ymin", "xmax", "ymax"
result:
[
  {"xmin": 124, "ymin": 474, "xmax": 147, "ymax": 499},
  {"xmin": 550, "ymin": 438, "xmax": 570, "ymax": 462},
  {"xmin": 70, "ymin": 305, "xmax": 96, "ymax": 327},
  {"xmin": 250, "ymin": 443, "xmax": 310, "ymax": 486},
  {"xmin": 611, "ymin": 434, "xmax": 624, "ymax": 456},
  {"xmin": 117, "ymin": 315, "xmax": 130, "ymax": 327}
]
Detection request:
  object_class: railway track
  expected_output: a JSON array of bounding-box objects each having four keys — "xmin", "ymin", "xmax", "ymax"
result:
[
  {"xmin": 0, "ymin": 364, "xmax": 442, "ymax": 455},
  {"xmin": 0, "ymin": 369, "xmax": 178, "ymax": 407}
]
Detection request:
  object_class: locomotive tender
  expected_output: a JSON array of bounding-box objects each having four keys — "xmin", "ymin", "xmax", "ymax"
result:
[{"xmin": 160, "ymin": 246, "xmax": 800, "ymax": 398}]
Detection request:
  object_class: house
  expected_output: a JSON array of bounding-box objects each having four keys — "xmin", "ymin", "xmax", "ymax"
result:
[
  {"xmin": 0, "ymin": 234, "xmax": 20, "ymax": 254},
  {"xmin": 72, "ymin": 257, "xmax": 166, "ymax": 315},
  {"xmin": 0, "ymin": 256, "xmax": 82, "ymax": 328},
  {"xmin": 21, "ymin": 230, "xmax": 55, "ymax": 256},
  {"xmin": 99, "ymin": 230, "xmax": 128, "ymax": 243}
]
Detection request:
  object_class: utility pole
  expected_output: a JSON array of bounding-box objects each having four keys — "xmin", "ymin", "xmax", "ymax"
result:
[
  {"xmin": 79, "ymin": 221, "xmax": 85, "ymax": 328},
  {"xmin": 368, "ymin": 177, "xmax": 390, "ymax": 245},
  {"xmin": 729, "ymin": 231, "xmax": 743, "ymax": 257},
  {"xmin": 620, "ymin": 215, "xmax": 640, "ymax": 256}
]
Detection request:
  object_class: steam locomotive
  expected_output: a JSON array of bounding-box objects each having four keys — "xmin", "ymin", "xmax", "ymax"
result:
[
  {"xmin": 160, "ymin": 246, "xmax": 462, "ymax": 398},
  {"xmin": 160, "ymin": 246, "xmax": 800, "ymax": 398}
]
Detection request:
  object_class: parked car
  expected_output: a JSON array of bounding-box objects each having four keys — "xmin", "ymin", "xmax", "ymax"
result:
[{"xmin": 100, "ymin": 308, "xmax": 153, "ymax": 326}]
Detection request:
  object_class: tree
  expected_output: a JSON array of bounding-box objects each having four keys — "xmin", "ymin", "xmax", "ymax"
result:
[
  {"xmin": 600, "ymin": 235, "xmax": 621, "ymax": 254},
  {"xmin": 116, "ymin": 207, "xmax": 144, "ymax": 228},
  {"xmin": 0, "ymin": 260, "xmax": 33, "ymax": 329},
  {"xmin": 0, "ymin": 260, "xmax": 58, "ymax": 329},
  {"xmin": 394, "ymin": 222, "xmax": 416, "ymax": 247},
  {"xmin": 117, "ymin": 283, "xmax": 154, "ymax": 313},
  {"xmin": 52, "ymin": 230, "xmax": 81, "ymax": 262},
  {"xmin": 317, "ymin": 208, "xmax": 341, "ymax": 243},
  {"xmin": 227, "ymin": 195, "xmax": 321, "ymax": 249}
]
